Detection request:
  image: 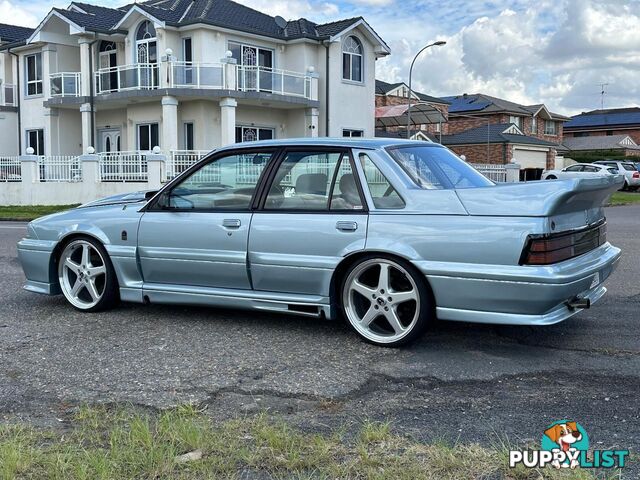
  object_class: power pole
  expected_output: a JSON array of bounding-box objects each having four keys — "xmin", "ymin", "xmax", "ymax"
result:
[{"xmin": 598, "ymin": 83, "xmax": 609, "ymax": 110}]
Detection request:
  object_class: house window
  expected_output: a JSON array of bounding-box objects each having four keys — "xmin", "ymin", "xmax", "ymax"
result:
[
  {"xmin": 531, "ymin": 116, "xmax": 537, "ymax": 133},
  {"xmin": 184, "ymin": 122, "xmax": 194, "ymax": 150},
  {"xmin": 235, "ymin": 126, "xmax": 274, "ymax": 143},
  {"xmin": 182, "ymin": 38, "xmax": 192, "ymax": 63},
  {"xmin": 25, "ymin": 53, "xmax": 43, "ymax": 96},
  {"xmin": 137, "ymin": 123, "xmax": 159, "ymax": 151},
  {"xmin": 343, "ymin": 129, "xmax": 364, "ymax": 138},
  {"xmin": 606, "ymin": 130, "xmax": 613, "ymax": 136},
  {"xmin": 509, "ymin": 115, "xmax": 522, "ymax": 129},
  {"xmin": 342, "ymin": 36, "xmax": 363, "ymax": 82},
  {"xmin": 544, "ymin": 120, "xmax": 557, "ymax": 135},
  {"xmin": 26, "ymin": 129, "xmax": 44, "ymax": 155}
]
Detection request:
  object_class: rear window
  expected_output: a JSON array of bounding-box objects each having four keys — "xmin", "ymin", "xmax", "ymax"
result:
[
  {"xmin": 622, "ymin": 164, "xmax": 636, "ymax": 171},
  {"xmin": 387, "ymin": 146, "xmax": 493, "ymax": 189}
]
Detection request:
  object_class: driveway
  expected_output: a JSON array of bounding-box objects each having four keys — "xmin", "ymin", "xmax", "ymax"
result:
[{"xmin": 0, "ymin": 206, "xmax": 638, "ymax": 465}]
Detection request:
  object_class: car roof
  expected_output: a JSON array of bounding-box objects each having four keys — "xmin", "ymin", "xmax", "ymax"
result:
[{"xmin": 213, "ymin": 137, "xmax": 446, "ymax": 153}]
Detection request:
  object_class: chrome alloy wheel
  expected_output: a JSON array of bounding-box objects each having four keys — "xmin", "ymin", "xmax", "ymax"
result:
[
  {"xmin": 58, "ymin": 239, "xmax": 107, "ymax": 310},
  {"xmin": 343, "ymin": 259, "xmax": 420, "ymax": 344}
]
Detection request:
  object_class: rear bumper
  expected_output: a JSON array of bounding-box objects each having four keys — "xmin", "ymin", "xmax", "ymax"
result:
[
  {"xmin": 17, "ymin": 238, "xmax": 60, "ymax": 295},
  {"xmin": 416, "ymin": 242, "xmax": 621, "ymax": 326}
]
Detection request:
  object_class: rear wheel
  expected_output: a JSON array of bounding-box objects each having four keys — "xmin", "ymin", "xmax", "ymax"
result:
[
  {"xmin": 58, "ymin": 238, "xmax": 118, "ymax": 312},
  {"xmin": 341, "ymin": 256, "xmax": 433, "ymax": 347}
]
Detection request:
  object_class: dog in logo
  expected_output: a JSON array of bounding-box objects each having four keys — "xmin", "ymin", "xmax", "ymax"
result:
[{"xmin": 544, "ymin": 422, "xmax": 583, "ymax": 469}]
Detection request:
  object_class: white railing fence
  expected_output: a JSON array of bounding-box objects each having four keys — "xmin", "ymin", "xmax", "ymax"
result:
[
  {"xmin": 50, "ymin": 73, "xmax": 81, "ymax": 97},
  {"xmin": 236, "ymin": 65, "xmax": 311, "ymax": 99},
  {"xmin": 95, "ymin": 63, "xmax": 159, "ymax": 94},
  {"xmin": 99, "ymin": 151, "xmax": 148, "ymax": 182},
  {"xmin": 38, "ymin": 156, "xmax": 82, "ymax": 182},
  {"xmin": 166, "ymin": 150, "xmax": 209, "ymax": 181},
  {"xmin": 472, "ymin": 163, "xmax": 508, "ymax": 182},
  {"xmin": 0, "ymin": 156, "xmax": 21, "ymax": 181},
  {"xmin": 170, "ymin": 62, "xmax": 224, "ymax": 89},
  {"xmin": 1, "ymin": 84, "xmax": 17, "ymax": 106}
]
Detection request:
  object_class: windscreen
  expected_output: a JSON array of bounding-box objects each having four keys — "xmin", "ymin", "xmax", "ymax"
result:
[{"xmin": 387, "ymin": 145, "xmax": 494, "ymax": 189}]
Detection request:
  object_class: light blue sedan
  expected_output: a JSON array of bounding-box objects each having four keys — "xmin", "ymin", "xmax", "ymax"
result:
[{"xmin": 17, "ymin": 139, "xmax": 622, "ymax": 346}]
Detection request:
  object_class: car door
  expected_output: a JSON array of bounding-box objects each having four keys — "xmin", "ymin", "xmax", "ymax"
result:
[
  {"xmin": 248, "ymin": 148, "xmax": 367, "ymax": 295},
  {"xmin": 137, "ymin": 149, "xmax": 276, "ymax": 290}
]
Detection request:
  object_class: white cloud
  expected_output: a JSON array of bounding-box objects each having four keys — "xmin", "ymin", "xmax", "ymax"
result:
[{"xmin": 0, "ymin": 0, "xmax": 42, "ymax": 27}]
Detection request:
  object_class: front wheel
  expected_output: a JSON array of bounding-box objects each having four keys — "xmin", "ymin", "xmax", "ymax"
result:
[
  {"xmin": 545, "ymin": 175, "xmax": 557, "ymax": 180},
  {"xmin": 341, "ymin": 256, "xmax": 433, "ymax": 347},
  {"xmin": 58, "ymin": 238, "xmax": 119, "ymax": 311}
]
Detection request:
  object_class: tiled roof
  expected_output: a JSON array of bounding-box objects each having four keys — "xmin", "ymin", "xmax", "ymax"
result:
[
  {"xmin": 565, "ymin": 107, "xmax": 640, "ymax": 129},
  {"xmin": 563, "ymin": 135, "xmax": 640, "ymax": 151},
  {"xmin": 0, "ymin": 23, "xmax": 34, "ymax": 43},
  {"xmin": 442, "ymin": 93, "xmax": 569, "ymax": 120},
  {"xmin": 54, "ymin": 7, "xmax": 125, "ymax": 33},
  {"xmin": 375, "ymin": 79, "xmax": 449, "ymax": 105},
  {"xmin": 440, "ymin": 123, "xmax": 559, "ymax": 147}
]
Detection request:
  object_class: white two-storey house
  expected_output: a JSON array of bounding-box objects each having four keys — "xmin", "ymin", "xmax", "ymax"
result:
[{"xmin": 0, "ymin": 0, "xmax": 389, "ymax": 161}]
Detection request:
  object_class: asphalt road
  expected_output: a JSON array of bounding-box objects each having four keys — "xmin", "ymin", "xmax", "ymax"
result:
[{"xmin": 1, "ymin": 206, "xmax": 638, "ymax": 470}]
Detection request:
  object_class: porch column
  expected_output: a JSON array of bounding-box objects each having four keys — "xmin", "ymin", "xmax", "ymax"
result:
[
  {"xmin": 161, "ymin": 95, "xmax": 179, "ymax": 152},
  {"xmin": 80, "ymin": 103, "xmax": 93, "ymax": 154},
  {"xmin": 220, "ymin": 97, "xmax": 237, "ymax": 146},
  {"xmin": 79, "ymin": 38, "xmax": 92, "ymax": 97},
  {"xmin": 305, "ymin": 107, "xmax": 319, "ymax": 137}
]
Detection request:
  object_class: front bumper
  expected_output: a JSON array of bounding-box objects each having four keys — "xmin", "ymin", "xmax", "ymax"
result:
[
  {"xmin": 416, "ymin": 242, "xmax": 621, "ymax": 326},
  {"xmin": 17, "ymin": 238, "xmax": 60, "ymax": 295}
]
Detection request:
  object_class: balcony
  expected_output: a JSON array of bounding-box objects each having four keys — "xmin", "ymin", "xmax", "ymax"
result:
[
  {"xmin": 95, "ymin": 63, "xmax": 159, "ymax": 95},
  {"xmin": 1, "ymin": 84, "xmax": 17, "ymax": 106},
  {"xmin": 50, "ymin": 73, "xmax": 81, "ymax": 97},
  {"xmin": 92, "ymin": 61, "xmax": 316, "ymax": 101}
]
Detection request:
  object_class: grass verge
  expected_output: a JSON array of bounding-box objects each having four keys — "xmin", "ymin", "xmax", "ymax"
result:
[
  {"xmin": 608, "ymin": 192, "xmax": 640, "ymax": 206},
  {"xmin": 0, "ymin": 404, "xmax": 608, "ymax": 479},
  {"xmin": 0, "ymin": 204, "xmax": 79, "ymax": 221}
]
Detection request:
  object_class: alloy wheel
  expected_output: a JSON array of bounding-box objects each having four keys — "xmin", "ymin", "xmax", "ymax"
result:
[
  {"xmin": 58, "ymin": 239, "xmax": 107, "ymax": 310},
  {"xmin": 343, "ymin": 258, "xmax": 420, "ymax": 344}
]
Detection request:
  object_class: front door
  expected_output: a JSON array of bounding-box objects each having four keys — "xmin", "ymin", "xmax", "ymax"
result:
[
  {"xmin": 137, "ymin": 149, "xmax": 276, "ymax": 290},
  {"xmin": 98, "ymin": 129, "xmax": 121, "ymax": 153},
  {"xmin": 248, "ymin": 149, "xmax": 367, "ymax": 295}
]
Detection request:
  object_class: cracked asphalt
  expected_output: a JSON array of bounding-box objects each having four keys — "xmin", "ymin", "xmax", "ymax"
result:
[{"xmin": 1, "ymin": 205, "xmax": 638, "ymax": 472}]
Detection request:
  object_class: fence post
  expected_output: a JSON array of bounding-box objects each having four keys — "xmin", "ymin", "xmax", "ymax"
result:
[
  {"xmin": 80, "ymin": 147, "xmax": 100, "ymax": 185},
  {"xmin": 307, "ymin": 67, "xmax": 319, "ymax": 101},
  {"xmin": 147, "ymin": 146, "xmax": 166, "ymax": 189},
  {"xmin": 221, "ymin": 52, "xmax": 237, "ymax": 90},
  {"xmin": 19, "ymin": 148, "xmax": 39, "ymax": 205},
  {"xmin": 505, "ymin": 162, "xmax": 521, "ymax": 183}
]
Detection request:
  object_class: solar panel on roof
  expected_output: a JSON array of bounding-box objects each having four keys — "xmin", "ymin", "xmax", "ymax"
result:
[{"xmin": 566, "ymin": 112, "xmax": 640, "ymax": 128}]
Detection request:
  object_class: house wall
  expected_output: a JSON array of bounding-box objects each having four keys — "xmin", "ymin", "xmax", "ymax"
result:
[
  {"xmin": 447, "ymin": 143, "xmax": 511, "ymax": 165},
  {"xmin": 0, "ymin": 111, "xmax": 18, "ymax": 155},
  {"xmin": 564, "ymin": 127, "xmax": 640, "ymax": 145},
  {"xmin": 449, "ymin": 113, "xmax": 564, "ymax": 144}
]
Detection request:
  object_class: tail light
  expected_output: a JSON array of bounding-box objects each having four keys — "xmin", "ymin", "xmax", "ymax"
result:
[
  {"xmin": 633, "ymin": 172, "xmax": 640, "ymax": 179},
  {"xmin": 521, "ymin": 221, "xmax": 607, "ymax": 265}
]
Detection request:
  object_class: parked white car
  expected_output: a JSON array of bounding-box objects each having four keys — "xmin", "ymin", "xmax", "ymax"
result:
[
  {"xmin": 593, "ymin": 161, "xmax": 640, "ymax": 191},
  {"xmin": 541, "ymin": 163, "xmax": 618, "ymax": 180}
]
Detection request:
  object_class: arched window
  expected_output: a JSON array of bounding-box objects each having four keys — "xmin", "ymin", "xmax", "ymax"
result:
[
  {"xmin": 99, "ymin": 41, "xmax": 116, "ymax": 52},
  {"xmin": 342, "ymin": 36, "xmax": 363, "ymax": 82},
  {"xmin": 136, "ymin": 20, "xmax": 156, "ymax": 41}
]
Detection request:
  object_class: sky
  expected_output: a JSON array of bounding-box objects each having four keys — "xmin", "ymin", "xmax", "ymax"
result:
[{"xmin": 2, "ymin": 0, "xmax": 639, "ymax": 115}]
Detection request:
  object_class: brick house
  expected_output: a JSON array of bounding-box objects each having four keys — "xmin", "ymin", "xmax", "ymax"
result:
[
  {"xmin": 439, "ymin": 94, "xmax": 570, "ymax": 179},
  {"xmin": 374, "ymin": 79, "xmax": 449, "ymax": 137},
  {"xmin": 563, "ymin": 135, "xmax": 640, "ymax": 157},
  {"xmin": 564, "ymin": 107, "xmax": 640, "ymax": 145}
]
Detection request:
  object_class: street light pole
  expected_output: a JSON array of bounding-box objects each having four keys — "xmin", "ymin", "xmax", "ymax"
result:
[{"xmin": 406, "ymin": 40, "xmax": 446, "ymax": 138}]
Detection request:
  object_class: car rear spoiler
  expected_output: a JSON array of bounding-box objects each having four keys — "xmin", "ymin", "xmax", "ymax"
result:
[{"xmin": 455, "ymin": 175, "xmax": 624, "ymax": 217}]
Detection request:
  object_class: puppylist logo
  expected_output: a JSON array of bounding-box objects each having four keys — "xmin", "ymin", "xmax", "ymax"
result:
[{"xmin": 509, "ymin": 420, "xmax": 629, "ymax": 470}]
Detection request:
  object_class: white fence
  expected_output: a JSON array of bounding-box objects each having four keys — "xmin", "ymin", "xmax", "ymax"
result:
[
  {"xmin": 165, "ymin": 150, "xmax": 209, "ymax": 181},
  {"xmin": 472, "ymin": 163, "xmax": 508, "ymax": 182},
  {"xmin": 38, "ymin": 156, "xmax": 82, "ymax": 182},
  {"xmin": 0, "ymin": 156, "xmax": 21, "ymax": 181},
  {"xmin": 236, "ymin": 66, "xmax": 312, "ymax": 99},
  {"xmin": 50, "ymin": 73, "xmax": 81, "ymax": 97},
  {"xmin": 99, "ymin": 152, "xmax": 148, "ymax": 182},
  {"xmin": 95, "ymin": 63, "xmax": 159, "ymax": 94},
  {"xmin": 170, "ymin": 62, "xmax": 224, "ymax": 89}
]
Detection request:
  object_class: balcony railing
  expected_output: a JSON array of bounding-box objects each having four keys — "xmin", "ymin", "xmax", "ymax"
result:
[
  {"xmin": 1, "ymin": 84, "xmax": 16, "ymax": 106},
  {"xmin": 236, "ymin": 65, "xmax": 312, "ymax": 99},
  {"xmin": 170, "ymin": 62, "xmax": 224, "ymax": 89},
  {"xmin": 95, "ymin": 63, "xmax": 159, "ymax": 95},
  {"xmin": 50, "ymin": 73, "xmax": 81, "ymax": 97}
]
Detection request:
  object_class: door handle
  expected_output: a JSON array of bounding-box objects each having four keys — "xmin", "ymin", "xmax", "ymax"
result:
[
  {"xmin": 336, "ymin": 221, "xmax": 358, "ymax": 232},
  {"xmin": 223, "ymin": 219, "xmax": 242, "ymax": 229}
]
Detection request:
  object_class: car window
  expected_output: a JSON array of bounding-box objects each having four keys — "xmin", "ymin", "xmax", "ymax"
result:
[
  {"xmin": 358, "ymin": 153, "xmax": 405, "ymax": 209},
  {"xmin": 387, "ymin": 146, "xmax": 493, "ymax": 189},
  {"xmin": 265, "ymin": 151, "xmax": 362, "ymax": 211},
  {"xmin": 160, "ymin": 151, "xmax": 273, "ymax": 210},
  {"xmin": 583, "ymin": 166, "xmax": 597, "ymax": 172},
  {"xmin": 622, "ymin": 164, "xmax": 636, "ymax": 171},
  {"xmin": 566, "ymin": 165, "xmax": 583, "ymax": 172},
  {"xmin": 607, "ymin": 168, "xmax": 618, "ymax": 175}
]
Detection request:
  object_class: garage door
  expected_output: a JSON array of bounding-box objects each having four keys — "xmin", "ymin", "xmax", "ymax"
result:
[{"xmin": 512, "ymin": 148, "xmax": 547, "ymax": 169}]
